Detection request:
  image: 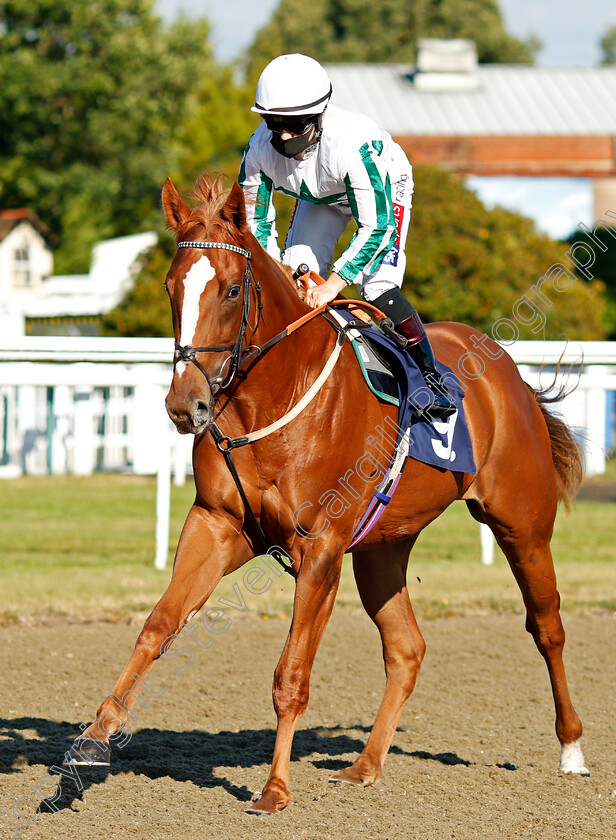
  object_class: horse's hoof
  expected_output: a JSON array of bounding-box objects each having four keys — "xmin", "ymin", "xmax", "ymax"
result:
[
  {"xmin": 245, "ymin": 790, "xmax": 287, "ymax": 815},
  {"xmin": 63, "ymin": 737, "xmax": 111, "ymax": 767},
  {"xmin": 559, "ymin": 741, "xmax": 589, "ymax": 776},
  {"xmin": 329, "ymin": 766, "xmax": 374, "ymax": 786},
  {"xmin": 244, "ymin": 806, "xmax": 277, "ymax": 816}
]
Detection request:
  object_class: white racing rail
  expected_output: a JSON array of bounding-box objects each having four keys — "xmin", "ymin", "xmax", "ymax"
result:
[{"xmin": 1, "ymin": 337, "xmax": 614, "ymax": 567}]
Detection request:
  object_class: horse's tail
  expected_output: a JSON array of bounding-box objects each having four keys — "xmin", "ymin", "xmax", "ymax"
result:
[{"xmin": 525, "ymin": 379, "xmax": 584, "ymax": 512}]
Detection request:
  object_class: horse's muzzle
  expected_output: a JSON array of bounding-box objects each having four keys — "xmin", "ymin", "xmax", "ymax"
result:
[{"xmin": 165, "ymin": 392, "xmax": 213, "ymax": 435}]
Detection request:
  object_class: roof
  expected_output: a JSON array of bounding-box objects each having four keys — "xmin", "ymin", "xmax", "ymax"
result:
[
  {"xmin": 0, "ymin": 209, "xmax": 53, "ymax": 244},
  {"xmin": 324, "ymin": 64, "xmax": 616, "ymax": 137},
  {"xmin": 23, "ymin": 230, "xmax": 158, "ymax": 319}
]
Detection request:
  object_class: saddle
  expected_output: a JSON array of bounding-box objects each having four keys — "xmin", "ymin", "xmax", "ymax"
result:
[
  {"xmin": 290, "ymin": 266, "xmax": 475, "ymax": 474},
  {"xmin": 348, "ymin": 325, "xmax": 400, "ymax": 406},
  {"xmin": 329, "ymin": 305, "xmax": 476, "ymax": 476}
]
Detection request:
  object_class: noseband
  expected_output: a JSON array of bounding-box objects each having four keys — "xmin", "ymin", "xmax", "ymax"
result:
[{"xmin": 173, "ymin": 240, "xmax": 263, "ymax": 392}]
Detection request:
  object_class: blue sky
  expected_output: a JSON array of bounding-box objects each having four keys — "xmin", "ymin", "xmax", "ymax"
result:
[
  {"xmin": 154, "ymin": 0, "xmax": 615, "ymax": 66},
  {"xmin": 154, "ymin": 0, "xmax": 615, "ymax": 239}
]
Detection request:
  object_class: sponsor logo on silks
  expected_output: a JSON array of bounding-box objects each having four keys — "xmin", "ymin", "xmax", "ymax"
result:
[
  {"xmin": 392, "ymin": 202, "xmax": 404, "ymax": 232},
  {"xmin": 394, "ymin": 174, "xmax": 409, "ymax": 203},
  {"xmin": 382, "ymin": 203, "xmax": 404, "ymax": 267},
  {"xmin": 382, "ymin": 244, "xmax": 400, "ymax": 267}
]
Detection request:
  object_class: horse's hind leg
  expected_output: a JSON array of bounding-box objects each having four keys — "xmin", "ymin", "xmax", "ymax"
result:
[
  {"xmin": 469, "ymin": 493, "xmax": 588, "ymax": 775},
  {"xmin": 331, "ymin": 538, "xmax": 425, "ymax": 786}
]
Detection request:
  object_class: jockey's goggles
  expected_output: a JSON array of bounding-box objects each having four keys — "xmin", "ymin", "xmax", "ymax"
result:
[{"xmin": 263, "ymin": 113, "xmax": 319, "ymax": 136}]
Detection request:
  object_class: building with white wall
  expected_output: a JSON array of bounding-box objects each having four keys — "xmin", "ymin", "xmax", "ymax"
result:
[
  {"xmin": 0, "ymin": 209, "xmax": 157, "ymax": 338},
  {"xmin": 0, "ymin": 210, "xmax": 54, "ymax": 338}
]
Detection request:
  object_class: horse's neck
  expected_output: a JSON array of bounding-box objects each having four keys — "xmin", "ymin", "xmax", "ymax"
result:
[
  {"xmin": 223, "ymin": 247, "xmax": 334, "ymax": 432},
  {"xmin": 255, "ymin": 248, "xmax": 308, "ymax": 326}
]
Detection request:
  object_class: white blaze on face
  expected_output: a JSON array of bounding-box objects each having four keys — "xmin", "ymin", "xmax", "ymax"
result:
[{"xmin": 177, "ymin": 255, "xmax": 216, "ymax": 377}]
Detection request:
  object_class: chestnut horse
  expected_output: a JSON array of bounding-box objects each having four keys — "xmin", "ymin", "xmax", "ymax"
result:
[{"xmin": 69, "ymin": 175, "xmax": 588, "ymax": 814}]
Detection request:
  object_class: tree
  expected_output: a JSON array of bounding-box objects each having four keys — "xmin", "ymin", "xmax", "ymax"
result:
[
  {"xmin": 245, "ymin": 0, "xmax": 538, "ymax": 80},
  {"xmin": 565, "ymin": 225, "xmax": 616, "ymax": 338},
  {"xmin": 0, "ymin": 0, "xmax": 212, "ymax": 272},
  {"xmin": 404, "ymin": 167, "xmax": 608, "ymax": 340},
  {"xmin": 103, "ymin": 167, "xmax": 609, "ymax": 340},
  {"xmin": 600, "ymin": 25, "xmax": 616, "ymax": 65},
  {"xmin": 172, "ymin": 65, "xmax": 258, "ymax": 190},
  {"xmin": 102, "ymin": 66, "xmax": 260, "ymax": 339}
]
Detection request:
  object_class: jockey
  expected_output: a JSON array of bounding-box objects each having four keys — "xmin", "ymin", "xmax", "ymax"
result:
[{"xmin": 239, "ymin": 53, "xmax": 455, "ymax": 418}]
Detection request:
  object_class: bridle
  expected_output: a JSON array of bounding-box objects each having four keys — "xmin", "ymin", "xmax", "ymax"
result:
[
  {"xmin": 171, "ymin": 236, "xmax": 389, "ymax": 414},
  {"xmin": 171, "ymin": 237, "xmax": 299, "ymax": 578},
  {"xmin": 173, "ymin": 240, "xmax": 263, "ymax": 393},
  {"xmin": 169, "ymin": 237, "xmax": 388, "ymax": 577}
]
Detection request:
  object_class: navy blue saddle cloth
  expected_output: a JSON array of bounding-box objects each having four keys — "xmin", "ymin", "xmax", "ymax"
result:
[{"xmin": 333, "ymin": 307, "xmax": 476, "ymax": 475}]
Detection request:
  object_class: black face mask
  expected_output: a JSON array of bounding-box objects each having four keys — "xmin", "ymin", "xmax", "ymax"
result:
[
  {"xmin": 270, "ymin": 132, "xmax": 311, "ymax": 158},
  {"xmin": 268, "ymin": 115, "xmax": 323, "ymax": 158}
]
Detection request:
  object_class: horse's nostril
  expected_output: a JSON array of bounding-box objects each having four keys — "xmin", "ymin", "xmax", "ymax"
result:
[{"xmin": 195, "ymin": 401, "xmax": 209, "ymax": 417}]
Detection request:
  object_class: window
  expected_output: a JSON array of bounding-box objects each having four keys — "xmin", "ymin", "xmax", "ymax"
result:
[{"xmin": 13, "ymin": 242, "xmax": 32, "ymax": 286}]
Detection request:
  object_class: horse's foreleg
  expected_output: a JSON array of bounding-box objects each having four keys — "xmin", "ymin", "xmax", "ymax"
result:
[
  {"xmin": 247, "ymin": 548, "xmax": 344, "ymax": 815},
  {"xmin": 65, "ymin": 506, "xmax": 251, "ymax": 765},
  {"xmin": 330, "ymin": 540, "xmax": 425, "ymax": 786}
]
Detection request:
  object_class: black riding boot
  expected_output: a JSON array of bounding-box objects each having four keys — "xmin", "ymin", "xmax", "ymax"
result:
[
  {"xmin": 370, "ymin": 290, "xmax": 457, "ymax": 420},
  {"xmin": 397, "ymin": 311, "xmax": 457, "ymax": 419}
]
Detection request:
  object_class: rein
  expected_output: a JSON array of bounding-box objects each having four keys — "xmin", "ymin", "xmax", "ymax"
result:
[{"xmin": 174, "ymin": 241, "xmax": 334, "ymax": 389}]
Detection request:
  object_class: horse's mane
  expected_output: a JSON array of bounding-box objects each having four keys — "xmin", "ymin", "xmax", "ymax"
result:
[
  {"xmin": 187, "ymin": 174, "xmax": 230, "ymax": 227},
  {"xmin": 183, "ymin": 173, "xmax": 299, "ymax": 293}
]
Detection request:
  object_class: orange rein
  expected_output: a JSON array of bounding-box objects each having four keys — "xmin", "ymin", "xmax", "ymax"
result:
[{"xmin": 285, "ymin": 269, "xmax": 387, "ymax": 336}]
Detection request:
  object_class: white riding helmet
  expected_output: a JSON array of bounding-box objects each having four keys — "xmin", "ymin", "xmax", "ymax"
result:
[{"xmin": 252, "ymin": 54, "xmax": 332, "ymax": 116}]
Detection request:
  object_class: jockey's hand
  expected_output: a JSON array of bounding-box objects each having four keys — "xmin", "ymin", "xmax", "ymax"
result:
[{"xmin": 305, "ymin": 273, "xmax": 347, "ymax": 309}]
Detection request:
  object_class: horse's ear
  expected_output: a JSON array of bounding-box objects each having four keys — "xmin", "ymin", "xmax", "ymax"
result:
[
  {"xmin": 161, "ymin": 178, "xmax": 191, "ymax": 231},
  {"xmin": 222, "ymin": 182, "xmax": 248, "ymax": 233}
]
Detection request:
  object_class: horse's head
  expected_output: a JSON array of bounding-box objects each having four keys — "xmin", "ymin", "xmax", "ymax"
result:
[{"xmin": 162, "ymin": 175, "xmax": 254, "ymax": 435}]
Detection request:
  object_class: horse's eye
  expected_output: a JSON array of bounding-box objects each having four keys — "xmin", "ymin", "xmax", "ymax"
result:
[{"xmin": 227, "ymin": 285, "xmax": 241, "ymax": 300}]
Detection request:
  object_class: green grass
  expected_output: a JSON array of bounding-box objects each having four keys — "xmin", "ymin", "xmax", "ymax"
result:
[
  {"xmin": 0, "ymin": 475, "xmax": 191, "ymax": 623},
  {"xmin": 0, "ymin": 469, "xmax": 614, "ymax": 624}
]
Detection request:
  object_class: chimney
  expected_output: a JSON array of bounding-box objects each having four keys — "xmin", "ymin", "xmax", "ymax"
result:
[{"xmin": 413, "ymin": 39, "xmax": 479, "ymax": 91}]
